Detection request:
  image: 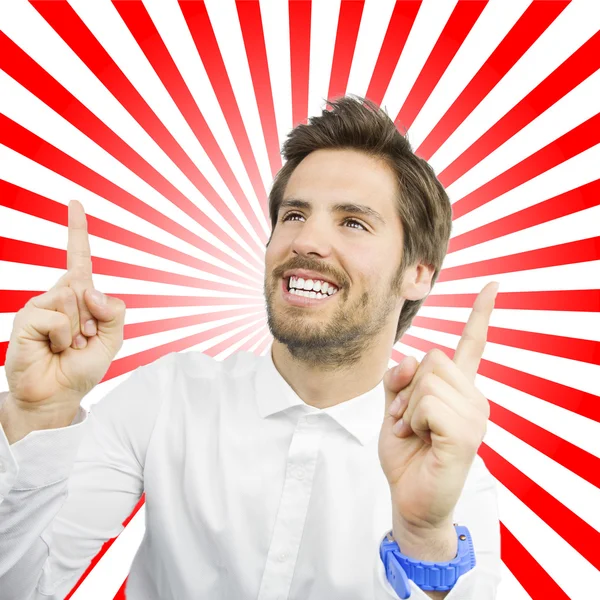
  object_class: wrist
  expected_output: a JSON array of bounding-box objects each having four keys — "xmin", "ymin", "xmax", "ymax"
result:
[
  {"xmin": 0, "ymin": 392, "xmax": 79, "ymax": 444},
  {"xmin": 391, "ymin": 515, "xmax": 457, "ymax": 562}
]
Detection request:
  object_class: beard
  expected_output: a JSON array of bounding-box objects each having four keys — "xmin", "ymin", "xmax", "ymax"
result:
[{"xmin": 264, "ymin": 268, "xmax": 403, "ymax": 371}]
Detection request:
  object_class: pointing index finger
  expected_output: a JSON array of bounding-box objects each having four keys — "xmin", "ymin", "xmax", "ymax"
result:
[
  {"xmin": 67, "ymin": 200, "xmax": 92, "ymax": 277},
  {"xmin": 453, "ymin": 281, "xmax": 499, "ymax": 382}
]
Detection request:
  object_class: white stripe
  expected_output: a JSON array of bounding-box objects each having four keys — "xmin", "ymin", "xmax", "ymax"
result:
[
  {"xmin": 408, "ymin": 0, "xmax": 530, "ymax": 148},
  {"xmin": 142, "ymin": 0, "xmax": 270, "ymax": 238},
  {"xmin": 345, "ymin": 0, "xmax": 396, "ymax": 99},
  {"xmin": 307, "ymin": 0, "xmax": 341, "ymax": 118},
  {"xmin": 497, "ymin": 483, "xmax": 600, "ymax": 600},
  {"xmin": 444, "ymin": 204, "xmax": 600, "ymax": 269},
  {"xmin": 485, "ymin": 421, "xmax": 600, "ymax": 533},
  {"xmin": 381, "ymin": 0, "xmax": 458, "ymax": 124},
  {"xmin": 416, "ymin": 306, "xmax": 600, "ymax": 342},
  {"xmin": 431, "ymin": 260, "xmax": 600, "ymax": 294},
  {"xmin": 430, "ymin": 0, "xmax": 600, "ymax": 175},
  {"xmin": 70, "ymin": 505, "xmax": 145, "ymax": 600},
  {"xmin": 204, "ymin": 0, "xmax": 273, "ymax": 194},
  {"xmin": 406, "ymin": 325, "xmax": 600, "ymax": 396},
  {"xmin": 450, "ymin": 143, "xmax": 600, "ymax": 239},
  {"xmin": 498, "ymin": 562, "xmax": 532, "ymax": 600},
  {"xmin": 260, "ymin": 0, "xmax": 293, "ymax": 157}
]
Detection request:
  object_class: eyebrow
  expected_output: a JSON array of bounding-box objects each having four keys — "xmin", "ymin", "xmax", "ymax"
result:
[{"xmin": 279, "ymin": 198, "xmax": 386, "ymax": 225}]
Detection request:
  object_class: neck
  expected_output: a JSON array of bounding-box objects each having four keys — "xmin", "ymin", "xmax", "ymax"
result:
[{"xmin": 270, "ymin": 332, "xmax": 394, "ymax": 409}]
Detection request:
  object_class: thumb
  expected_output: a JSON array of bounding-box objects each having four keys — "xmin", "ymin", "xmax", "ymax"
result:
[
  {"xmin": 383, "ymin": 356, "xmax": 419, "ymax": 413},
  {"xmin": 84, "ymin": 288, "xmax": 126, "ymax": 336}
]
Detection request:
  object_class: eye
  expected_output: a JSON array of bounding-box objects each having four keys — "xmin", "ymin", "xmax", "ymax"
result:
[
  {"xmin": 344, "ymin": 218, "xmax": 367, "ymax": 231},
  {"xmin": 281, "ymin": 212, "xmax": 304, "ymax": 222}
]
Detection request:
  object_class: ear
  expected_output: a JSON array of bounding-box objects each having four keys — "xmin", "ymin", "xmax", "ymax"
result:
[{"xmin": 400, "ymin": 262, "xmax": 435, "ymax": 301}]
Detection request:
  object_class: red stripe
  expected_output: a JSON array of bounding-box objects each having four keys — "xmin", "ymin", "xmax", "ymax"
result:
[
  {"xmin": 416, "ymin": 1, "xmax": 569, "ymax": 160},
  {"xmin": 0, "ymin": 115, "xmax": 258, "ymax": 276},
  {"xmin": 124, "ymin": 309, "xmax": 264, "ymax": 340},
  {"xmin": 327, "ymin": 0, "xmax": 365, "ymax": 100},
  {"xmin": 489, "ymin": 401, "xmax": 600, "ymax": 490},
  {"xmin": 437, "ymin": 237, "xmax": 600, "ymax": 282},
  {"xmin": 499, "ymin": 523, "xmax": 570, "ymax": 600},
  {"xmin": 424, "ymin": 290, "xmax": 600, "ymax": 312},
  {"xmin": 451, "ymin": 113, "xmax": 600, "ymax": 221},
  {"xmin": 104, "ymin": 316, "xmax": 265, "ymax": 380},
  {"xmin": 0, "ymin": 182, "xmax": 256, "ymax": 288},
  {"xmin": 394, "ymin": 338, "xmax": 599, "ymax": 423},
  {"xmin": 439, "ymin": 30, "xmax": 600, "ymax": 188},
  {"xmin": 113, "ymin": 2, "xmax": 270, "ymax": 236},
  {"xmin": 364, "ymin": 1, "xmax": 420, "ymax": 105},
  {"xmin": 289, "ymin": 0, "xmax": 312, "ymax": 126},
  {"xmin": 64, "ymin": 494, "xmax": 146, "ymax": 600},
  {"xmin": 30, "ymin": 1, "xmax": 264, "ymax": 267},
  {"xmin": 236, "ymin": 0, "xmax": 282, "ymax": 179},
  {"xmin": 394, "ymin": 0, "xmax": 487, "ymax": 130},
  {"xmin": 411, "ymin": 315, "xmax": 600, "ymax": 365},
  {"xmin": 0, "ymin": 237, "xmax": 262, "ymax": 297},
  {"xmin": 178, "ymin": 1, "xmax": 271, "ymax": 219},
  {"xmin": 449, "ymin": 179, "xmax": 600, "ymax": 254},
  {"xmin": 479, "ymin": 443, "xmax": 600, "ymax": 572},
  {"xmin": 0, "ymin": 290, "xmax": 263, "ymax": 314}
]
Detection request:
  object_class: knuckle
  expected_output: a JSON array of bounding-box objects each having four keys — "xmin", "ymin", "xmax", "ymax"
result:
[{"xmin": 59, "ymin": 286, "xmax": 77, "ymax": 304}]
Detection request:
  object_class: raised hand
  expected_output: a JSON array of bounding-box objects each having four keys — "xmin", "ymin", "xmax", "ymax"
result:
[
  {"xmin": 4, "ymin": 200, "xmax": 126, "ymax": 418},
  {"xmin": 378, "ymin": 282, "xmax": 499, "ymax": 560}
]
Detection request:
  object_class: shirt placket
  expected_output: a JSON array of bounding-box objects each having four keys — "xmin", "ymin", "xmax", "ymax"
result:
[{"xmin": 257, "ymin": 414, "xmax": 324, "ymax": 600}]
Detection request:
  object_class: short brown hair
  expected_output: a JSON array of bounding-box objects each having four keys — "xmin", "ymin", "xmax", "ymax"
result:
[{"xmin": 267, "ymin": 96, "xmax": 452, "ymax": 343}]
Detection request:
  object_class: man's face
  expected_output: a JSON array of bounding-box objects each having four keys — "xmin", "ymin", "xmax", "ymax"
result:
[{"xmin": 264, "ymin": 149, "xmax": 406, "ymax": 369}]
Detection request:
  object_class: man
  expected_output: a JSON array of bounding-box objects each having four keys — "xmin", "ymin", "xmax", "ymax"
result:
[{"xmin": 0, "ymin": 96, "xmax": 501, "ymax": 599}]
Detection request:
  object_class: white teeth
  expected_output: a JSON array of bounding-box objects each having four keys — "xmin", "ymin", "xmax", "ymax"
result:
[{"xmin": 288, "ymin": 276, "xmax": 338, "ymax": 295}]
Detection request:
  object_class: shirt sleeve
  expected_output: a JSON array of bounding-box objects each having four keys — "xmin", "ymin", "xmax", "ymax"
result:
[
  {"xmin": 0, "ymin": 355, "xmax": 172, "ymax": 600},
  {"xmin": 373, "ymin": 454, "xmax": 502, "ymax": 599}
]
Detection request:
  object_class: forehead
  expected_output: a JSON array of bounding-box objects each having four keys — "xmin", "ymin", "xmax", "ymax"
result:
[{"xmin": 283, "ymin": 149, "xmax": 400, "ymax": 220}]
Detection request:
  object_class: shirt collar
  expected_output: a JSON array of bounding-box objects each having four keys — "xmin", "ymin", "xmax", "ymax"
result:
[{"xmin": 255, "ymin": 344, "xmax": 385, "ymax": 446}]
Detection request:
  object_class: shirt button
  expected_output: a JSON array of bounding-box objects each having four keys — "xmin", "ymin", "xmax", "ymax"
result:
[
  {"xmin": 0, "ymin": 460, "xmax": 6, "ymax": 473},
  {"xmin": 278, "ymin": 553, "xmax": 287, "ymax": 562},
  {"xmin": 295, "ymin": 467, "xmax": 305, "ymax": 480}
]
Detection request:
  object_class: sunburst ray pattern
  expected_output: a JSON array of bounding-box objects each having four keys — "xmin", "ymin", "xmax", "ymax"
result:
[{"xmin": 0, "ymin": 1, "xmax": 599, "ymax": 599}]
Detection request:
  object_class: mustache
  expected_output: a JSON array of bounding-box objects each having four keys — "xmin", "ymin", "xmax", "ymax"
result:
[{"xmin": 271, "ymin": 258, "xmax": 347, "ymax": 288}]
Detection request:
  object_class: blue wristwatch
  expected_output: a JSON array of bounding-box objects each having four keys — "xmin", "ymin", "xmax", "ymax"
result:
[{"xmin": 379, "ymin": 525, "xmax": 476, "ymax": 599}]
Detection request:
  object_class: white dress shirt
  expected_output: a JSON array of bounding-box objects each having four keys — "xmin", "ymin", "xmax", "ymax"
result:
[{"xmin": 0, "ymin": 346, "xmax": 501, "ymax": 599}]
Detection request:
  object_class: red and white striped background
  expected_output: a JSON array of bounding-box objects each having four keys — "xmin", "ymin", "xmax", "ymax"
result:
[{"xmin": 0, "ymin": 0, "xmax": 599, "ymax": 598}]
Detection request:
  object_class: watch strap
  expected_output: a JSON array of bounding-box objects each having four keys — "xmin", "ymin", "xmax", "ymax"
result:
[{"xmin": 380, "ymin": 525, "xmax": 476, "ymax": 598}]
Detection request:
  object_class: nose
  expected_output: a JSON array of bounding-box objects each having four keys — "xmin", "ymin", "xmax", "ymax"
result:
[{"xmin": 290, "ymin": 216, "xmax": 333, "ymax": 258}]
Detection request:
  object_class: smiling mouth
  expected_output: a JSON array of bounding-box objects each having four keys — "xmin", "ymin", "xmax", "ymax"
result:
[{"xmin": 285, "ymin": 275, "xmax": 339, "ymax": 296}]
